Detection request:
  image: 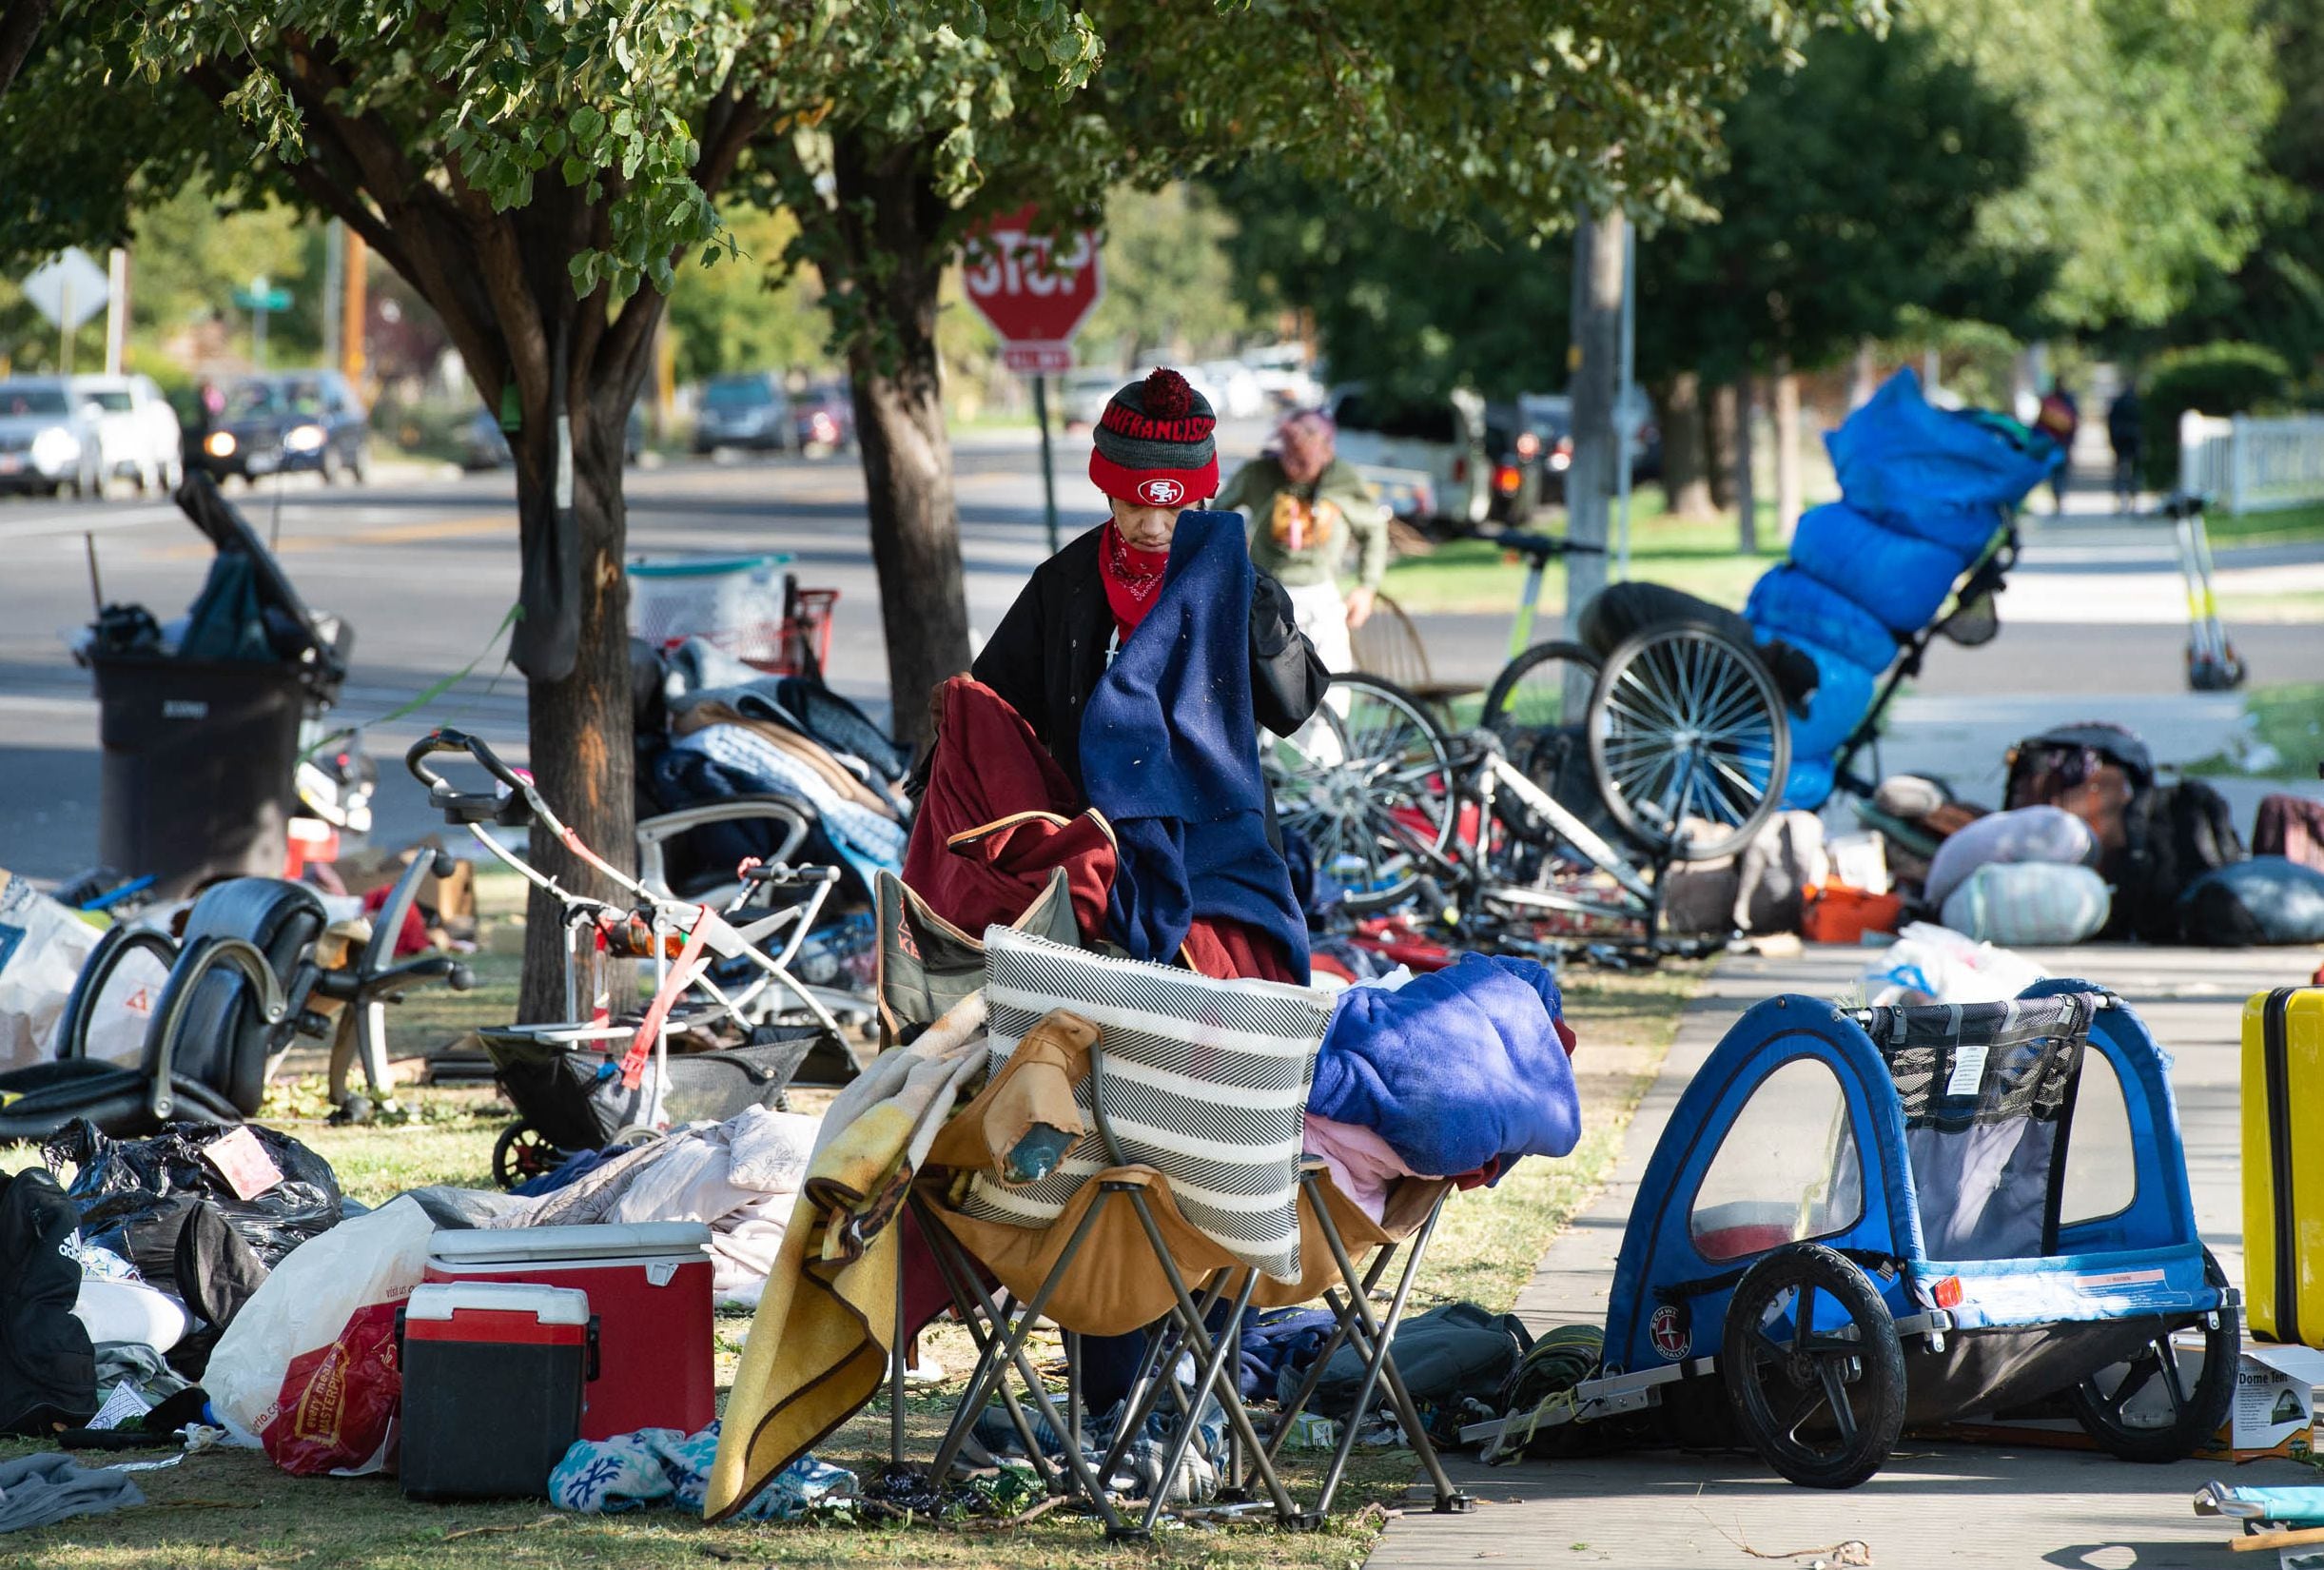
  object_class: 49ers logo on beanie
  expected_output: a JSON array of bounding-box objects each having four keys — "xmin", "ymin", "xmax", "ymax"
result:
[{"xmin": 1089, "ymin": 367, "xmax": 1219, "ymax": 507}]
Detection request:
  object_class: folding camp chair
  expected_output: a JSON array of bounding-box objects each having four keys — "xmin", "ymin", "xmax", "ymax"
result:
[{"xmin": 911, "ymin": 1009, "xmax": 1314, "ymax": 1538}]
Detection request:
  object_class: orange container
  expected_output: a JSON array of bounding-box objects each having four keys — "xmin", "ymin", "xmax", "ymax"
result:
[{"xmin": 1800, "ymin": 883, "xmax": 1903, "ymax": 944}]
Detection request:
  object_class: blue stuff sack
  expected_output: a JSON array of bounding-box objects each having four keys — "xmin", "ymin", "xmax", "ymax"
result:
[
  {"xmin": 1826, "ymin": 369, "xmax": 2060, "ymax": 518},
  {"xmin": 1745, "ymin": 564, "xmax": 1899, "ymax": 675},
  {"xmin": 1787, "ymin": 503, "xmax": 1972, "ymax": 633}
]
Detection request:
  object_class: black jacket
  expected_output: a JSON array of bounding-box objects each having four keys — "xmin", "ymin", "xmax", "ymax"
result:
[
  {"xmin": 0, "ymin": 1169, "xmax": 96, "ymax": 1435},
  {"xmin": 970, "ymin": 522, "xmax": 1329, "ymax": 800}
]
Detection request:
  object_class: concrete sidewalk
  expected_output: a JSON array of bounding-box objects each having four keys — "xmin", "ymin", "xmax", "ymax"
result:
[{"xmin": 1369, "ymin": 943, "xmax": 2324, "ymax": 1570}]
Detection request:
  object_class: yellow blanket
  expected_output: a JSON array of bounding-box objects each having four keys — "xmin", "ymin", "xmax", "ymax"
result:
[{"xmin": 705, "ymin": 994, "xmax": 986, "ymax": 1521}]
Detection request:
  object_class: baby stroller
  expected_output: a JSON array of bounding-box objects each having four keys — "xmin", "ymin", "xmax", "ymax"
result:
[
  {"xmin": 405, "ymin": 729, "xmax": 857, "ymax": 1187},
  {"xmin": 1269, "ymin": 372, "xmax": 2059, "ymax": 959},
  {"xmin": 1461, "ymin": 982, "xmax": 2234, "ymax": 1488}
]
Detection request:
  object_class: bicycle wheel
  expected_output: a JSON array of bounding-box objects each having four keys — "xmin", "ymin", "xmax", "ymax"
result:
[
  {"xmin": 1266, "ymin": 674, "xmax": 1456, "ymax": 913},
  {"xmin": 1481, "ymin": 640, "xmax": 1609, "ymax": 855},
  {"xmin": 1588, "ymin": 623, "xmax": 1788, "ymax": 862}
]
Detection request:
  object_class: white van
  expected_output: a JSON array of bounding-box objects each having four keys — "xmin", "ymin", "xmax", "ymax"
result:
[{"xmin": 1327, "ymin": 385, "xmax": 1491, "ymax": 531}]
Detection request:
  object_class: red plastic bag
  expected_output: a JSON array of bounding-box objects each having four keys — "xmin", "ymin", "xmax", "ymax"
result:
[{"xmin": 261, "ymin": 1302, "xmax": 400, "ymax": 1476}]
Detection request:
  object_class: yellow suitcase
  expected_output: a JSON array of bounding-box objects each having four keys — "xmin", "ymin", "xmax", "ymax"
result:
[{"xmin": 2244, "ymin": 986, "xmax": 2324, "ymax": 1345}]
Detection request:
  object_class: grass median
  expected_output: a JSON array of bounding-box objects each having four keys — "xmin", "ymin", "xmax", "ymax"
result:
[{"xmin": 3, "ymin": 950, "xmax": 1698, "ymax": 1570}]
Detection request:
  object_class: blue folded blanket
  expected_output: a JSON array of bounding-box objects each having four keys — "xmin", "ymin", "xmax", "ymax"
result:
[{"xmin": 1309, "ymin": 954, "xmax": 1580, "ymax": 1177}]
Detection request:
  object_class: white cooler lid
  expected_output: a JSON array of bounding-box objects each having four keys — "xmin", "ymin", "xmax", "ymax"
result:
[
  {"xmin": 429, "ymin": 1221, "xmax": 713, "ymax": 1266},
  {"xmin": 407, "ymin": 1282, "xmax": 591, "ymax": 1325}
]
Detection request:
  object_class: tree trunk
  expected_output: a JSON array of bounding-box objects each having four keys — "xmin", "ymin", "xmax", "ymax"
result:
[
  {"xmin": 1849, "ymin": 337, "xmax": 1880, "ymax": 409},
  {"xmin": 1707, "ymin": 381, "xmax": 1739, "ymax": 513},
  {"xmin": 830, "ymin": 132, "xmax": 970, "ymax": 757},
  {"xmin": 1773, "ymin": 357, "xmax": 1803, "ymax": 540},
  {"xmin": 514, "ymin": 402, "xmax": 635, "ymax": 1024},
  {"xmin": 1655, "ymin": 371, "xmax": 1714, "ymax": 520},
  {"xmin": 1733, "ymin": 376, "xmax": 1759, "ymax": 554}
]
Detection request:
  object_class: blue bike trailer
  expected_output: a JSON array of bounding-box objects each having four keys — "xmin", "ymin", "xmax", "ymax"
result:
[{"xmin": 1528, "ymin": 982, "xmax": 2234, "ymax": 1487}]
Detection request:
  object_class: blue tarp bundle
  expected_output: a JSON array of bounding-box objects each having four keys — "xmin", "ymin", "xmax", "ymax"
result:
[{"xmin": 1743, "ymin": 370, "xmax": 2060, "ymax": 807}]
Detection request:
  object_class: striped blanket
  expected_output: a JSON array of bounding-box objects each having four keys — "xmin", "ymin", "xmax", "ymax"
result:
[{"xmin": 961, "ymin": 926, "xmax": 1333, "ymax": 1281}]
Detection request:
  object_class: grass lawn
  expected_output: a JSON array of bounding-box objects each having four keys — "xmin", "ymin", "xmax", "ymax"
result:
[
  {"xmin": 1382, "ymin": 498, "xmax": 1791, "ymax": 618},
  {"xmin": 2, "ymin": 950, "xmax": 1700, "ymax": 1570},
  {"xmin": 2184, "ymin": 680, "xmax": 2324, "ymax": 779},
  {"xmin": 2207, "ymin": 500, "xmax": 2324, "ymax": 548}
]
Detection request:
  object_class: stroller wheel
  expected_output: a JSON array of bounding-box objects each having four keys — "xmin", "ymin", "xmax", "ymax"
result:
[
  {"xmin": 2067, "ymin": 1247, "xmax": 2237, "ymax": 1462},
  {"xmin": 1721, "ymin": 1243, "xmax": 1904, "ymax": 1490},
  {"xmin": 492, "ymin": 1121, "xmax": 566, "ymax": 1190}
]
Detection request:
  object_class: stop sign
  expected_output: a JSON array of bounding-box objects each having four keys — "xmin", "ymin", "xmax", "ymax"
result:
[{"xmin": 962, "ymin": 206, "xmax": 1103, "ymax": 374}]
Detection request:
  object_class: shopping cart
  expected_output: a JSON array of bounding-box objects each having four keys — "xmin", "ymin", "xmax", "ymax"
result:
[{"xmin": 627, "ymin": 553, "xmax": 838, "ymax": 678}]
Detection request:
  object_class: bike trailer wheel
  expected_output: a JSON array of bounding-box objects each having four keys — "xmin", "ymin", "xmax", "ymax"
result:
[
  {"xmin": 1589, "ymin": 623, "xmax": 1789, "ymax": 863},
  {"xmin": 1721, "ymin": 1243, "xmax": 1905, "ymax": 1489},
  {"xmin": 2066, "ymin": 1248, "xmax": 2237, "ymax": 1462},
  {"xmin": 1266, "ymin": 673, "xmax": 1456, "ymax": 913}
]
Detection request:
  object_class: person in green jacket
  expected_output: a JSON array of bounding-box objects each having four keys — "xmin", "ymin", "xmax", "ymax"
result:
[{"xmin": 1216, "ymin": 408, "xmax": 1387, "ymax": 672}]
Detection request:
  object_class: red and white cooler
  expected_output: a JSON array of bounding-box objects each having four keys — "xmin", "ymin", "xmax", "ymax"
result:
[
  {"xmin": 424, "ymin": 1222, "xmax": 714, "ymax": 1441},
  {"xmin": 400, "ymin": 1282, "xmax": 593, "ymax": 1501}
]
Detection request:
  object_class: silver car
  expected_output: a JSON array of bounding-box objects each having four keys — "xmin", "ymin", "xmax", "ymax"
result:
[{"xmin": 0, "ymin": 378, "xmax": 102, "ymax": 498}]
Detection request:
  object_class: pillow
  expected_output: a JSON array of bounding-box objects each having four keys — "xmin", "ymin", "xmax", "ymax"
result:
[{"xmin": 961, "ymin": 925, "xmax": 1334, "ymax": 1282}]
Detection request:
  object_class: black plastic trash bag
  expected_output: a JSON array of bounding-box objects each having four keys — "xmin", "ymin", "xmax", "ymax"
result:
[{"xmin": 42, "ymin": 1118, "xmax": 342, "ymax": 1285}]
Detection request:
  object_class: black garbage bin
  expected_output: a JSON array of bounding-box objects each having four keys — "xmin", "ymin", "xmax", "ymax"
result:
[{"xmin": 94, "ymin": 654, "xmax": 307, "ymax": 898}]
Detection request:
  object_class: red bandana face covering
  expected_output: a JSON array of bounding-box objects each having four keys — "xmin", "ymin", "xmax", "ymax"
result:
[{"xmin": 1099, "ymin": 521, "xmax": 1170, "ymax": 641}]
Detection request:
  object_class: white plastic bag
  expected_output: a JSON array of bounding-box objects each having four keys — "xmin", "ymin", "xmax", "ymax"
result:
[
  {"xmin": 1860, "ymin": 921, "xmax": 2049, "ymax": 1007},
  {"xmin": 0, "ymin": 871, "xmax": 100, "ymax": 1070},
  {"xmin": 204, "ymin": 1195, "xmax": 437, "ymax": 1442}
]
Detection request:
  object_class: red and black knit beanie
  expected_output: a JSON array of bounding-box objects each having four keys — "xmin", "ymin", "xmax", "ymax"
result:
[{"xmin": 1088, "ymin": 366, "xmax": 1218, "ymax": 508}]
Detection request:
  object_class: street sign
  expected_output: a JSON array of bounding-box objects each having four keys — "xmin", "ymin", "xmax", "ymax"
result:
[
  {"xmin": 962, "ymin": 206, "xmax": 1103, "ymax": 368},
  {"xmin": 20, "ymin": 247, "xmax": 109, "ymax": 330},
  {"xmin": 232, "ymin": 279, "xmax": 293, "ymax": 312},
  {"xmin": 1003, "ymin": 344, "xmax": 1074, "ymax": 374}
]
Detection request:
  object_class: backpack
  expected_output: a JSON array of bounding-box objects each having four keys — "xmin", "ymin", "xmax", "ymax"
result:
[
  {"xmin": 2121, "ymin": 778, "xmax": 2246, "ymax": 941},
  {"xmin": 2036, "ymin": 391, "xmax": 2077, "ymax": 440},
  {"xmin": 2002, "ymin": 723, "xmax": 2242, "ymax": 940}
]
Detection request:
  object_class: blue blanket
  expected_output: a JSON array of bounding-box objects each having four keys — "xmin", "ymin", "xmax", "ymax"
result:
[
  {"xmin": 1309, "ymin": 954, "xmax": 1579, "ymax": 1176},
  {"xmin": 1080, "ymin": 509, "xmax": 1309, "ymax": 979}
]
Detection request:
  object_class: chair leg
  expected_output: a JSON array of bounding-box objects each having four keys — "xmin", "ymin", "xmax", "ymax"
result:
[
  {"xmin": 1124, "ymin": 1188, "xmax": 1305, "ymax": 1530},
  {"xmin": 889, "ymin": 1242, "xmax": 908, "ymax": 1468},
  {"xmin": 1135, "ymin": 1266, "xmax": 1259, "ymax": 1537},
  {"xmin": 1264, "ymin": 1239, "xmax": 1399, "ymax": 1468},
  {"xmin": 1309, "ymin": 1188, "xmax": 1469, "ymax": 1516},
  {"xmin": 1097, "ymin": 1268, "xmax": 1232, "ymax": 1486},
  {"xmin": 923, "ymin": 1190, "xmax": 1130, "ymax": 1533},
  {"xmin": 914, "ymin": 1212, "xmax": 1061, "ymax": 1489}
]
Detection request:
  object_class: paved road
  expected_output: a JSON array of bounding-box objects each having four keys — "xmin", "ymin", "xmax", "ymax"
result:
[
  {"xmin": 1371, "ymin": 942, "xmax": 2321, "ymax": 1570},
  {"xmin": 1, "ymin": 439, "xmax": 2316, "ymax": 878},
  {"xmin": 0, "ymin": 438, "xmax": 1082, "ymax": 877}
]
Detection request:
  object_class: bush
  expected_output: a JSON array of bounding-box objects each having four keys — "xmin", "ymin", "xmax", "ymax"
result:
[{"xmin": 2140, "ymin": 342, "xmax": 2293, "ymax": 489}]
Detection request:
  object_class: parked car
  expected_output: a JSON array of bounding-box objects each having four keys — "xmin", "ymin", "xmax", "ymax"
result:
[
  {"xmin": 693, "ymin": 372, "xmax": 793, "ymax": 454},
  {"xmin": 0, "ymin": 378, "xmax": 103, "ymax": 498},
  {"xmin": 463, "ymin": 402, "xmax": 646, "ymax": 470},
  {"xmin": 1061, "ymin": 366, "xmax": 1123, "ymax": 429},
  {"xmin": 1197, "ymin": 360, "xmax": 1268, "ymax": 420},
  {"xmin": 791, "ymin": 380, "xmax": 855, "ymax": 452},
  {"xmin": 197, "ymin": 371, "xmax": 369, "ymax": 484},
  {"xmin": 1326, "ymin": 385, "xmax": 1491, "ymax": 531},
  {"xmin": 1482, "ymin": 401, "xmax": 1548, "ymax": 525},
  {"xmin": 71, "ymin": 374, "xmax": 183, "ymax": 496},
  {"xmin": 1517, "ymin": 390, "xmax": 1657, "ymax": 503}
]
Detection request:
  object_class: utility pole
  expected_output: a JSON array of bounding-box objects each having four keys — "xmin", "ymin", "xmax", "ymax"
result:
[
  {"xmin": 1566, "ymin": 207, "xmax": 1626, "ymax": 711},
  {"xmin": 341, "ymin": 229, "xmax": 367, "ymax": 385}
]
